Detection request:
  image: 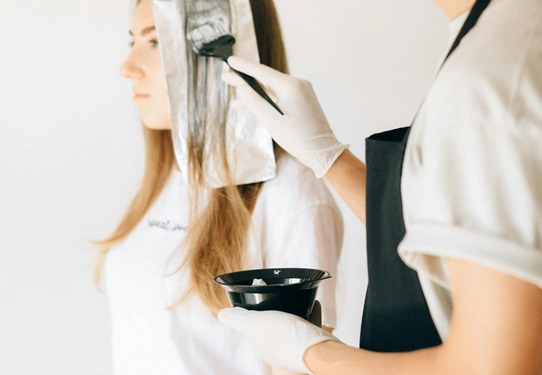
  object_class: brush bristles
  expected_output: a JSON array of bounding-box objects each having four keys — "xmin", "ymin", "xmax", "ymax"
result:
[{"xmin": 187, "ymin": 19, "xmax": 230, "ymax": 52}]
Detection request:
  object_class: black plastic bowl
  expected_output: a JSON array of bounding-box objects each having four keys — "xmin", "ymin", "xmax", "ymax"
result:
[{"xmin": 214, "ymin": 268, "xmax": 331, "ymax": 319}]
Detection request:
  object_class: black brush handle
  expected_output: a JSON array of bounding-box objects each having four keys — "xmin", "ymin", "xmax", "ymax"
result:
[{"xmin": 230, "ymin": 67, "xmax": 284, "ymax": 115}]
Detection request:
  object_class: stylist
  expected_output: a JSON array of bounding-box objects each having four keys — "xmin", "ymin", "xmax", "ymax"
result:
[{"xmin": 219, "ymin": 0, "xmax": 542, "ymax": 373}]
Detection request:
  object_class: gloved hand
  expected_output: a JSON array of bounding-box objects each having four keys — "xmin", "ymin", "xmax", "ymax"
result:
[
  {"xmin": 218, "ymin": 307, "xmax": 341, "ymax": 373},
  {"xmin": 223, "ymin": 56, "xmax": 348, "ymax": 178}
]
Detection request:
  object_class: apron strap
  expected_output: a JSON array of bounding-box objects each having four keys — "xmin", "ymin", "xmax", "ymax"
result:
[{"xmin": 446, "ymin": 0, "xmax": 492, "ymax": 60}]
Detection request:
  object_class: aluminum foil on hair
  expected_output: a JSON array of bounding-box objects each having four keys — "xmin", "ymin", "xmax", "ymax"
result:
[{"xmin": 151, "ymin": 0, "xmax": 276, "ymax": 188}]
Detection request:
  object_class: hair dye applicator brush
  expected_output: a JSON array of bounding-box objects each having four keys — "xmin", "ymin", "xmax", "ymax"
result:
[{"xmin": 187, "ymin": 20, "xmax": 284, "ymax": 115}]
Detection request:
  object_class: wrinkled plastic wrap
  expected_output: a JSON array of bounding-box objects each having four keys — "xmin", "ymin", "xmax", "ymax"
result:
[{"xmin": 151, "ymin": 0, "xmax": 276, "ymax": 188}]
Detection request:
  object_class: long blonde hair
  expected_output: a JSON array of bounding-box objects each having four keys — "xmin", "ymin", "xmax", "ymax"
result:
[{"xmin": 97, "ymin": 0, "xmax": 288, "ymax": 315}]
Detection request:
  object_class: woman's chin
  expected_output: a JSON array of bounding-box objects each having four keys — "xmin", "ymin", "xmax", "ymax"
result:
[{"xmin": 141, "ymin": 120, "xmax": 172, "ymax": 130}]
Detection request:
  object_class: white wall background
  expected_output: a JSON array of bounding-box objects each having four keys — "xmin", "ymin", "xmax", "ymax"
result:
[{"xmin": 0, "ymin": 1, "xmax": 448, "ymax": 374}]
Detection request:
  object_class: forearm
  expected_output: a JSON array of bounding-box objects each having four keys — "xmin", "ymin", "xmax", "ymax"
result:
[
  {"xmin": 304, "ymin": 340, "xmax": 442, "ymax": 375},
  {"xmin": 324, "ymin": 150, "xmax": 367, "ymax": 224},
  {"xmin": 305, "ymin": 258, "xmax": 542, "ymax": 375},
  {"xmin": 271, "ymin": 368, "xmax": 306, "ymax": 375}
]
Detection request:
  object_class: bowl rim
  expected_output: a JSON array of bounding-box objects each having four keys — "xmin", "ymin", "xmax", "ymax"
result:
[{"xmin": 213, "ymin": 267, "xmax": 331, "ymax": 292}]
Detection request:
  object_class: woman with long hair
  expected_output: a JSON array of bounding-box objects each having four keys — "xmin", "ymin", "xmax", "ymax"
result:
[{"xmin": 96, "ymin": 0, "xmax": 343, "ymax": 374}]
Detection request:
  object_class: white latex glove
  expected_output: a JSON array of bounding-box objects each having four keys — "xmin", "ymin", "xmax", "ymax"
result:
[
  {"xmin": 223, "ymin": 56, "xmax": 348, "ymax": 178},
  {"xmin": 218, "ymin": 307, "xmax": 341, "ymax": 373}
]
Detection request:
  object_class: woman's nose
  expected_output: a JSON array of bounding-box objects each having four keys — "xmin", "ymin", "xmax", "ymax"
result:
[{"xmin": 119, "ymin": 50, "xmax": 144, "ymax": 79}]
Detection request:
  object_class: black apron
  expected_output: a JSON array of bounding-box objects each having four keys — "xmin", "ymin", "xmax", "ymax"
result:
[{"xmin": 360, "ymin": 0, "xmax": 492, "ymax": 352}]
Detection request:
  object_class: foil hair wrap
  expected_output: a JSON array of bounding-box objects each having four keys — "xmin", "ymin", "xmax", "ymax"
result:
[{"xmin": 152, "ymin": 0, "xmax": 276, "ymax": 188}]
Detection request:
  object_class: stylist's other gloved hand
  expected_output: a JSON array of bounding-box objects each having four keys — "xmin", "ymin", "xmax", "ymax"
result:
[
  {"xmin": 218, "ymin": 307, "xmax": 340, "ymax": 373},
  {"xmin": 223, "ymin": 56, "xmax": 348, "ymax": 178}
]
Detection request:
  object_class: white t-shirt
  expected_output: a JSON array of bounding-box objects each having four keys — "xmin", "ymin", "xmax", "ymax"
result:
[
  {"xmin": 399, "ymin": 0, "xmax": 542, "ymax": 339},
  {"xmin": 104, "ymin": 154, "xmax": 343, "ymax": 375}
]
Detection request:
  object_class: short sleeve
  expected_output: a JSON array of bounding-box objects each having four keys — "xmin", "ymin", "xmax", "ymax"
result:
[
  {"xmin": 399, "ymin": 117, "xmax": 542, "ymax": 291},
  {"xmin": 399, "ymin": 2, "xmax": 542, "ymax": 291}
]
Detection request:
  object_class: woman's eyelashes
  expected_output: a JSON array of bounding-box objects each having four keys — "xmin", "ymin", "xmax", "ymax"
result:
[{"xmin": 127, "ymin": 38, "xmax": 159, "ymax": 49}]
